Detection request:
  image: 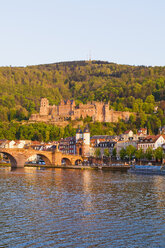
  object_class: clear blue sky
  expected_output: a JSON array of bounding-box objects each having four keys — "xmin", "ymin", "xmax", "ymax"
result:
[{"xmin": 0, "ymin": 0, "xmax": 165, "ymax": 67}]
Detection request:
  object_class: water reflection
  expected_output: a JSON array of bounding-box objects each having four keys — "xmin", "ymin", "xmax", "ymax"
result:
[
  {"xmin": 82, "ymin": 170, "xmax": 92, "ymax": 193},
  {"xmin": 0, "ymin": 167, "xmax": 165, "ymax": 247},
  {"xmin": 153, "ymin": 176, "xmax": 165, "ymax": 212}
]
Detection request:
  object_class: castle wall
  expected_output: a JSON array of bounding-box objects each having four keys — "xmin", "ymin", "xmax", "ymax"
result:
[
  {"xmin": 31, "ymin": 98, "xmax": 134, "ymax": 124},
  {"xmin": 58, "ymin": 105, "xmax": 70, "ymax": 116},
  {"xmin": 110, "ymin": 111, "xmax": 131, "ymax": 122},
  {"xmin": 29, "ymin": 114, "xmax": 52, "ymax": 122},
  {"xmin": 49, "ymin": 105, "xmax": 58, "ymax": 116},
  {"xmin": 105, "ymin": 108, "xmax": 113, "ymax": 122},
  {"xmin": 58, "ymin": 100, "xmax": 73, "ymax": 116},
  {"xmin": 72, "ymin": 109, "xmax": 81, "ymax": 120},
  {"xmin": 75, "ymin": 102, "xmax": 96, "ymax": 119}
]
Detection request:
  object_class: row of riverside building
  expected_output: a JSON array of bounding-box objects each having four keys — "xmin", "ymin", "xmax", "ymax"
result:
[
  {"xmin": 0, "ymin": 126, "xmax": 165, "ymax": 162},
  {"xmin": 70, "ymin": 127, "xmax": 165, "ymax": 159}
]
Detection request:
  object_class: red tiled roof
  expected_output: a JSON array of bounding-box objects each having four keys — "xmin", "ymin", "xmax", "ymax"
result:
[
  {"xmin": 124, "ymin": 130, "xmax": 131, "ymax": 134},
  {"xmin": 138, "ymin": 135, "xmax": 164, "ymax": 143}
]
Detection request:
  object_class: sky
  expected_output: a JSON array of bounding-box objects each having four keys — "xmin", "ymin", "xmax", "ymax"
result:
[{"xmin": 0, "ymin": 0, "xmax": 165, "ymax": 67}]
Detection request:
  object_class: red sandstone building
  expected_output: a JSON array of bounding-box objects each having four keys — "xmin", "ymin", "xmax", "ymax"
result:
[{"xmin": 30, "ymin": 98, "xmax": 133, "ymax": 123}]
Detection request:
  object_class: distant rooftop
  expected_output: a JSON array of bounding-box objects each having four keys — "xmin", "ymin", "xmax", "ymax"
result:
[{"xmin": 91, "ymin": 135, "xmax": 117, "ymax": 140}]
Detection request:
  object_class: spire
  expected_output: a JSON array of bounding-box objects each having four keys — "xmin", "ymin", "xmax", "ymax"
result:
[
  {"xmin": 83, "ymin": 125, "xmax": 90, "ymax": 133},
  {"xmin": 76, "ymin": 125, "xmax": 82, "ymax": 134}
]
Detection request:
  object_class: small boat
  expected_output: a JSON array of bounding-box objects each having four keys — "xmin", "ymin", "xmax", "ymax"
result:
[{"xmin": 129, "ymin": 164, "xmax": 165, "ymax": 175}]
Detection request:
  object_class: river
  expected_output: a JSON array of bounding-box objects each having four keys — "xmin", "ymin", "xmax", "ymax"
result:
[{"xmin": 0, "ymin": 167, "xmax": 165, "ymax": 247}]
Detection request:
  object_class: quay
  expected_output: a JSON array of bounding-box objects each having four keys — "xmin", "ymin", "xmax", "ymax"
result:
[
  {"xmin": 25, "ymin": 163, "xmax": 130, "ymax": 172},
  {"xmin": 0, "ymin": 162, "xmax": 130, "ymax": 172}
]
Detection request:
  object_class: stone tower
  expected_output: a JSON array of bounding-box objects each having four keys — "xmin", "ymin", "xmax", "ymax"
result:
[
  {"xmin": 39, "ymin": 98, "xmax": 49, "ymax": 116},
  {"xmin": 104, "ymin": 102, "xmax": 111, "ymax": 122},
  {"xmin": 76, "ymin": 127, "xmax": 83, "ymax": 143},
  {"xmin": 83, "ymin": 126, "xmax": 90, "ymax": 145},
  {"xmin": 82, "ymin": 126, "xmax": 90, "ymax": 157}
]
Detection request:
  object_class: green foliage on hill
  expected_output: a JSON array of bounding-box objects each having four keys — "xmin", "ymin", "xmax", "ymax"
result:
[
  {"xmin": 0, "ymin": 115, "xmax": 164, "ymax": 142},
  {"xmin": 0, "ymin": 122, "xmax": 76, "ymax": 142},
  {"xmin": 0, "ymin": 60, "xmax": 165, "ymax": 137}
]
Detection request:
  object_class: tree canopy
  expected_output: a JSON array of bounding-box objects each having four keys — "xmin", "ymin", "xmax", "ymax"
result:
[{"xmin": 0, "ymin": 60, "xmax": 164, "ymax": 137}]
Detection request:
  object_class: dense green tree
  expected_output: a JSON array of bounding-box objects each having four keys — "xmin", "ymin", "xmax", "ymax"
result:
[
  {"xmin": 154, "ymin": 147, "xmax": 164, "ymax": 162},
  {"xmin": 95, "ymin": 148, "xmax": 101, "ymax": 158},
  {"xmin": 145, "ymin": 95, "xmax": 155, "ymax": 104},
  {"xmin": 32, "ymin": 131, "xmax": 43, "ymax": 142},
  {"xmin": 104, "ymin": 148, "xmax": 110, "ymax": 157},
  {"xmin": 145, "ymin": 147, "xmax": 153, "ymax": 161},
  {"xmin": 135, "ymin": 148, "xmax": 144, "ymax": 164},
  {"xmin": 120, "ymin": 148, "xmax": 126, "ymax": 160},
  {"xmin": 112, "ymin": 148, "xmax": 117, "ymax": 158},
  {"xmin": 126, "ymin": 145, "xmax": 136, "ymax": 161}
]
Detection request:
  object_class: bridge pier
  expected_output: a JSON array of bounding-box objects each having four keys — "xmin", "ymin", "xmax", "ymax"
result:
[
  {"xmin": 10, "ymin": 159, "xmax": 17, "ymax": 168},
  {"xmin": 16, "ymin": 162, "xmax": 25, "ymax": 168},
  {"xmin": 14, "ymin": 155, "xmax": 26, "ymax": 168},
  {"xmin": 52, "ymin": 151, "xmax": 62, "ymax": 166}
]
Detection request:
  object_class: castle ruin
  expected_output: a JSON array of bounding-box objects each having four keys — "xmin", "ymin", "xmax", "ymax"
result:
[{"xmin": 30, "ymin": 98, "xmax": 133, "ymax": 123}]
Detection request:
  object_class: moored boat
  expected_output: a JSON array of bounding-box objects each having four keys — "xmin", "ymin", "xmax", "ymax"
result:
[{"xmin": 129, "ymin": 164, "xmax": 165, "ymax": 175}]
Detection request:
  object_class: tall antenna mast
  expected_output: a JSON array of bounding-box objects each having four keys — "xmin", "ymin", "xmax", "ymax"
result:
[{"xmin": 89, "ymin": 50, "xmax": 92, "ymax": 61}]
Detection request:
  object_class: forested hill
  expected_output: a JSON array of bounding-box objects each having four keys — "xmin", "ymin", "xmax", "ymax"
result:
[{"xmin": 0, "ymin": 60, "xmax": 165, "ymax": 122}]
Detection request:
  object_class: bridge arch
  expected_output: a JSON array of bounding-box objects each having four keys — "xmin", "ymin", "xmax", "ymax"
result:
[
  {"xmin": 36, "ymin": 153, "xmax": 52, "ymax": 166},
  {"xmin": 75, "ymin": 159, "xmax": 83, "ymax": 165},
  {"xmin": 0, "ymin": 152, "xmax": 18, "ymax": 168},
  {"xmin": 26, "ymin": 153, "xmax": 52, "ymax": 166},
  {"xmin": 61, "ymin": 157, "xmax": 72, "ymax": 166}
]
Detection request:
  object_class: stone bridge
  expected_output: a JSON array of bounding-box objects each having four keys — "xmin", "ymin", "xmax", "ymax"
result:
[{"xmin": 0, "ymin": 148, "xmax": 83, "ymax": 168}]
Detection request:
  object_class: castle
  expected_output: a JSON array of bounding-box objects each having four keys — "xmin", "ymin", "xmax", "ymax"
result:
[{"xmin": 29, "ymin": 98, "xmax": 133, "ymax": 123}]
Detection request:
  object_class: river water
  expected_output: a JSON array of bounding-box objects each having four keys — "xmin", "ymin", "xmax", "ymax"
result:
[{"xmin": 0, "ymin": 167, "xmax": 165, "ymax": 248}]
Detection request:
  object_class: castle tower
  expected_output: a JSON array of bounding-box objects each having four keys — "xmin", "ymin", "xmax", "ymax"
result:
[
  {"xmin": 39, "ymin": 98, "xmax": 49, "ymax": 116},
  {"xmin": 94, "ymin": 102, "xmax": 104, "ymax": 122}
]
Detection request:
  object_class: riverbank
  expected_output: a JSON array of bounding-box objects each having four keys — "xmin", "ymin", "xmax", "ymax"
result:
[
  {"xmin": 0, "ymin": 163, "xmax": 130, "ymax": 171},
  {"xmin": 0, "ymin": 163, "xmax": 11, "ymax": 167}
]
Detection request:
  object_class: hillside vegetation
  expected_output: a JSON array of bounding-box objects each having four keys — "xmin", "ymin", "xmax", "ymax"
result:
[{"xmin": 0, "ymin": 60, "xmax": 165, "ymax": 140}]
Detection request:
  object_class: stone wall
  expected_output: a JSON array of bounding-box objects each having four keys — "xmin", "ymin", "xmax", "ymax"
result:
[{"xmin": 29, "ymin": 98, "xmax": 134, "ymax": 124}]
